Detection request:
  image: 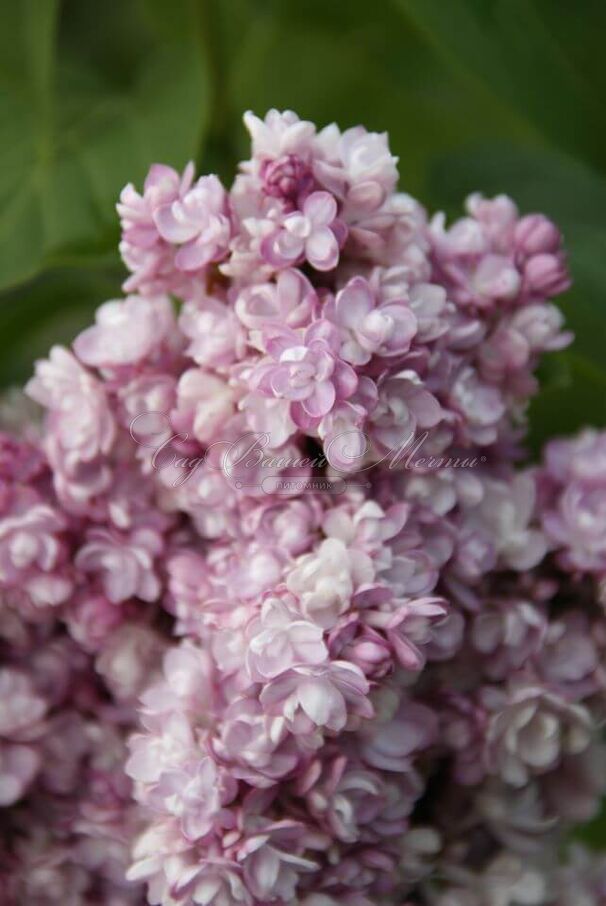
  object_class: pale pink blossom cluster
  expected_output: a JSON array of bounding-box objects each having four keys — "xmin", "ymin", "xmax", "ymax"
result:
[{"xmin": 0, "ymin": 110, "xmax": 604, "ymax": 905}]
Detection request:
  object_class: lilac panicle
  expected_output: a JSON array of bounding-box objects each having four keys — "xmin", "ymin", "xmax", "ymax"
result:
[{"xmin": 1, "ymin": 109, "xmax": 603, "ymax": 906}]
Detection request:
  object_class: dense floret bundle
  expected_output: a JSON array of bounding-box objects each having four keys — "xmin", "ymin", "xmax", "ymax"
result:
[{"xmin": 0, "ymin": 110, "xmax": 604, "ymax": 906}]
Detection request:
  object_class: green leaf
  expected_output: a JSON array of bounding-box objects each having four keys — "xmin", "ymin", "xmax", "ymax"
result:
[
  {"xmin": 0, "ymin": 0, "xmax": 211, "ymax": 291},
  {"xmin": 0, "ymin": 266, "xmax": 123, "ymax": 387},
  {"xmin": 394, "ymin": 0, "xmax": 606, "ymax": 168},
  {"xmin": 572, "ymin": 795, "xmax": 606, "ymax": 850},
  {"xmin": 528, "ymin": 353, "xmax": 606, "ymax": 455}
]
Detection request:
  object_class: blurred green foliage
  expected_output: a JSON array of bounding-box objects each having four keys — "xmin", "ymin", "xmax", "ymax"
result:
[
  {"xmin": 0, "ymin": 0, "xmax": 606, "ymax": 848},
  {"xmin": 0, "ymin": 0, "xmax": 605, "ymax": 445}
]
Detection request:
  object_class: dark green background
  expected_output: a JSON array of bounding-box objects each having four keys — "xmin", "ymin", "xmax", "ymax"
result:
[{"xmin": 1, "ymin": 0, "xmax": 606, "ymax": 844}]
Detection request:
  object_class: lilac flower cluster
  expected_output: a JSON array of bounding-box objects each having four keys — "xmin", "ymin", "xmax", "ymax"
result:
[{"xmin": 0, "ymin": 109, "xmax": 604, "ymax": 905}]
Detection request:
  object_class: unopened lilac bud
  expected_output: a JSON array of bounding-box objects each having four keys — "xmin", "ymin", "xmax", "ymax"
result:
[
  {"xmin": 347, "ymin": 635, "xmax": 393, "ymax": 679},
  {"xmin": 514, "ymin": 214, "xmax": 561, "ymax": 255},
  {"xmin": 523, "ymin": 252, "xmax": 571, "ymax": 296}
]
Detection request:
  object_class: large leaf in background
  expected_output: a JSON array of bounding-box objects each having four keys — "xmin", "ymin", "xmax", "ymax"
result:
[
  {"xmin": 0, "ymin": 267, "xmax": 123, "ymax": 387},
  {"xmin": 395, "ymin": 0, "xmax": 606, "ymax": 169},
  {"xmin": 575, "ymin": 798, "xmax": 606, "ymax": 850},
  {"xmin": 428, "ymin": 144, "xmax": 606, "ymax": 449},
  {"xmin": 0, "ymin": 0, "xmax": 210, "ymax": 291},
  {"xmin": 528, "ymin": 354, "xmax": 606, "ymax": 456}
]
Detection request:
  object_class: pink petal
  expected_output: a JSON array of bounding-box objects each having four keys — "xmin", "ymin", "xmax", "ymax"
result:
[
  {"xmin": 261, "ymin": 231, "xmax": 304, "ymax": 267},
  {"xmin": 298, "ymin": 678, "xmax": 335, "ymax": 726},
  {"xmin": 144, "ymin": 163, "xmax": 180, "ymax": 191},
  {"xmin": 153, "ymin": 204, "xmax": 199, "ymax": 243},
  {"xmin": 249, "ymin": 848, "xmax": 280, "ymax": 895},
  {"xmin": 408, "ymin": 386, "xmax": 443, "ymax": 429},
  {"xmin": 305, "ymin": 227, "xmax": 339, "ymax": 271},
  {"xmin": 283, "ymin": 212, "xmax": 311, "ymax": 240},
  {"xmin": 302, "ymin": 381, "xmax": 336, "ymax": 417},
  {"xmin": 305, "ymin": 319, "xmax": 340, "ymax": 351},
  {"xmin": 303, "ymin": 191, "xmax": 338, "ymax": 227},
  {"xmin": 390, "ymin": 635, "xmax": 424, "ymax": 671},
  {"xmin": 332, "ymin": 361, "xmax": 358, "ymax": 400},
  {"xmin": 336, "ymin": 278, "xmax": 375, "ymax": 328},
  {"xmin": 290, "ymin": 401, "xmax": 321, "ymax": 430},
  {"xmin": 290, "ymin": 623, "xmax": 327, "ymax": 664},
  {"xmin": 270, "ymin": 368, "xmax": 310, "ymax": 401},
  {"xmin": 175, "ymin": 239, "xmax": 215, "ymax": 271}
]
